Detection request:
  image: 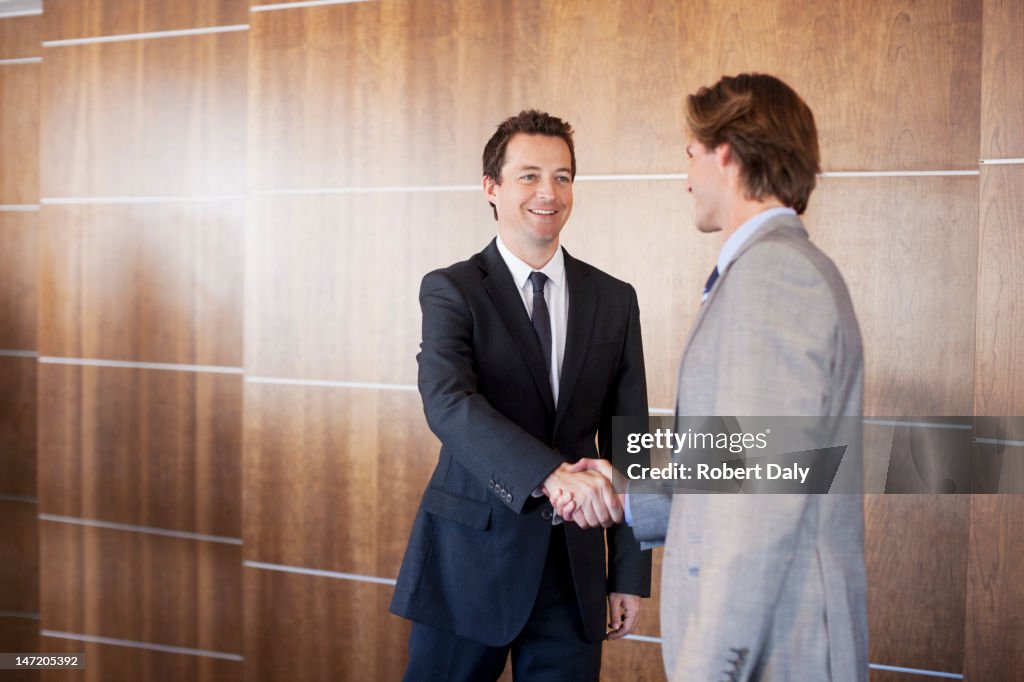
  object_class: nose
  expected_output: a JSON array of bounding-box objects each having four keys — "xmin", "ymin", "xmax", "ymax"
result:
[{"xmin": 536, "ymin": 177, "xmax": 556, "ymax": 200}]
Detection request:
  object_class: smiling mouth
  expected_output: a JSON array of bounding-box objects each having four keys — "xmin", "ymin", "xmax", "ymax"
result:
[{"xmin": 528, "ymin": 209, "xmax": 557, "ymax": 215}]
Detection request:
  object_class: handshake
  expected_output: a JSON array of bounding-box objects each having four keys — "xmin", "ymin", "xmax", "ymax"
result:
[{"xmin": 541, "ymin": 458, "xmax": 627, "ymax": 529}]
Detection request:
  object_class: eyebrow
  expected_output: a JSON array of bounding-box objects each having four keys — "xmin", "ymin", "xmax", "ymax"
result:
[{"xmin": 514, "ymin": 164, "xmax": 572, "ymax": 174}]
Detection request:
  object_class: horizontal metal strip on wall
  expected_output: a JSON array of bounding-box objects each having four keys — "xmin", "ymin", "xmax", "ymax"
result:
[
  {"xmin": 862, "ymin": 419, "xmax": 973, "ymax": 430},
  {"xmin": 39, "ymin": 513, "xmax": 243, "ymax": 546},
  {"xmin": 0, "ymin": 350, "xmax": 38, "ymax": 358},
  {"xmin": 41, "ymin": 630, "xmax": 244, "ymax": 662},
  {"xmin": 0, "ymin": 610, "xmax": 41, "ymax": 621},
  {"xmin": 39, "ymin": 357, "xmax": 243, "ymax": 375},
  {"xmin": 251, "ymin": 0, "xmax": 373, "ymax": 11},
  {"xmin": 41, "ymin": 195, "xmax": 246, "ymax": 205},
  {"xmin": 246, "ymin": 376, "xmax": 418, "ymax": 392},
  {"xmin": 0, "ymin": 10, "xmax": 41, "ymax": 19},
  {"xmin": 980, "ymin": 158, "xmax": 1024, "ymax": 165},
  {"xmin": 974, "ymin": 437, "xmax": 1024, "ymax": 447},
  {"xmin": 0, "ymin": 57, "xmax": 41, "ymax": 65},
  {"xmin": 244, "ymin": 560, "xmax": 397, "ymax": 585},
  {"xmin": 42, "ymin": 24, "xmax": 249, "ymax": 48},
  {"xmin": 869, "ymin": 663, "xmax": 963, "ymax": 679},
  {"xmin": 0, "ymin": 494, "xmax": 38, "ymax": 504},
  {"xmin": 0, "ymin": 204, "xmax": 40, "ymax": 212}
]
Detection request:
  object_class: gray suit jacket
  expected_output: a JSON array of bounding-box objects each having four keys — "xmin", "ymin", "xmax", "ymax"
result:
[{"xmin": 630, "ymin": 214, "xmax": 868, "ymax": 681}]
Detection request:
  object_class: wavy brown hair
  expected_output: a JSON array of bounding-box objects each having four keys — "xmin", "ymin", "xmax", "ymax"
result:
[{"xmin": 686, "ymin": 74, "xmax": 820, "ymax": 214}]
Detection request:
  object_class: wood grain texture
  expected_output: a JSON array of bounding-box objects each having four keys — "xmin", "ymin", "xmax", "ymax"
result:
[
  {"xmin": 245, "ymin": 193, "xmax": 493, "ymax": 382},
  {"xmin": 864, "ymin": 494, "xmax": 969, "ymax": 674},
  {"xmin": 0, "ymin": 356, "xmax": 36, "ymax": 498},
  {"xmin": 0, "ymin": 15, "xmax": 41, "ymax": 59},
  {"xmin": 41, "ymin": 638, "xmax": 240, "ymax": 682},
  {"xmin": 602, "ymin": 640, "xmax": 666, "ymax": 681},
  {"xmin": 38, "ymin": 203, "xmax": 243, "ymax": 366},
  {"xmin": 975, "ymin": 165, "xmax": 1024, "ymax": 418},
  {"xmin": 248, "ymin": 0, "xmax": 979, "ymax": 191},
  {"xmin": 40, "ymin": 33, "xmax": 246, "ymax": 198},
  {"xmin": 964, "ymin": 495, "xmax": 1024, "ymax": 681},
  {"xmin": 244, "ymin": 567, "xmax": 411, "ymax": 682},
  {"xmin": 0, "ymin": 500, "xmax": 38, "ymax": 613},
  {"xmin": 807, "ymin": 177, "xmax": 979, "ymax": 416},
  {"xmin": 38, "ymin": 364, "xmax": 242, "ymax": 537},
  {"xmin": 43, "ymin": 0, "xmax": 247, "ymax": 41},
  {"xmin": 0, "ymin": 616, "xmax": 39, "ymax": 682},
  {"xmin": 562, "ymin": 181, "xmax": 713, "ymax": 410},
  {"xmin": 244, "ymin": 383, "xmax": 437, "ymax": 577},
  {"xmin": 0, "ymin": 213, "xmax": 37, "ymax": 349},
  {"xmin": 0, "ymin": 62, "xmax": 39, "ymax": 203},
  {"xmin": 40, "ymin": 520, "xmax": 242, "ymax": 653},
  {"xmin": 981, "ymin": 0, "xmax": 1024, "ymax": 158}
]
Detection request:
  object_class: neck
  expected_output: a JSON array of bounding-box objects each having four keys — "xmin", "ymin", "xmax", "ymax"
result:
[
  {"xmin": 499, "ymin": 231, "xmax": 558, "ymax": 270},
  {"xmin": 720, "ymin": 196, "xmax": 786, "ymax": 240}
]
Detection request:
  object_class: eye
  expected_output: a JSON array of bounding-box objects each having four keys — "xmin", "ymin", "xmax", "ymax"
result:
[
  {"xmin": 520, "ymin": 174, "xmax": 537, "ymax": 182},
  {"xmin": 556, "ymin": 175, "xmax": 571, "ymax": 183}
]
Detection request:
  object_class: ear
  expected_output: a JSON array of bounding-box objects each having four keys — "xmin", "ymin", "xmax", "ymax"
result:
[
  {"xmin": 714, "ymin": 142, "xmax": 732, "ymax": 168},
  {"xmin": 483, "ymin": 175, "xmax": 499, "ymax": 203}
]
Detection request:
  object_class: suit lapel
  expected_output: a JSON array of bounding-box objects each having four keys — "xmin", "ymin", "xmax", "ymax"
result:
[
  {"xmin": 554, "ymin": 250, "xmax": 595, "ymax": 434},
  {"xmin": 479, "ymin": 240, "xmax": 556, "ymax": 414}
]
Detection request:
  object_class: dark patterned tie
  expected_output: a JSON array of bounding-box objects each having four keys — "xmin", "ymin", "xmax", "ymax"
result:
[
  {"xmin": 702, "ymin": 266, "xmax": 720, "ymax": 302},
  {"xmin": 528, "ymin": 271, "xmax": 552, "ymax": 375}
]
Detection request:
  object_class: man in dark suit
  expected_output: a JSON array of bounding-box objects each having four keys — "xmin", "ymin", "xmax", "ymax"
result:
[{"xmin": 390, "ymin": 110, "xmax": 652, "ymax": 681}]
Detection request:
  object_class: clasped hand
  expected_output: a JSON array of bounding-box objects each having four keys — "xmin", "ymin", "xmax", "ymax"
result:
[{"xmin": 541, "ymin": 459, "xmax": 626, "ymax": 529}]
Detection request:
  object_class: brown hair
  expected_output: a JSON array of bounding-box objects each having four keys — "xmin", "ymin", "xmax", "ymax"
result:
[
  {"xmin": 482, "ymin": 110, "xmax": 576, "ymax": 220},
  {"xmin": 686, "ymin": 74, "xmax": 820, "ymax": 214}
]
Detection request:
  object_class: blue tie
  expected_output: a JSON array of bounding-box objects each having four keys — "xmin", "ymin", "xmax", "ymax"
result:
[{"xmin": 702, "ymin": 266, "xmax": 720, "ymax": 302}]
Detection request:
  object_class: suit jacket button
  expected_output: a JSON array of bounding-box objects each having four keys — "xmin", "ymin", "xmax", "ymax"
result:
[
  {"xmin": 488, "ymin": 480, "xmax": 495, "ymax": 489},
  {"xmin": 541, "ymin": 510, "xmax": 552, "ymax": 520},
  {"xmin": 507, "ymin": 494, "xmax": 513, "ymax": 504}
]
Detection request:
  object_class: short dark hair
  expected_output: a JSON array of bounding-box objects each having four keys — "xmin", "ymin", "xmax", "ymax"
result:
[
  {"xmin": 482, "ymin": 110, "xmax": 576, "ymax": 220},
  {"xmin": 686, "ymin": 74, "xmax": 820, "ymax": 214}
]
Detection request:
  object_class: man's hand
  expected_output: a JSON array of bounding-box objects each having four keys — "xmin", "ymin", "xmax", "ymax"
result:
[
  {"xmin": 542, "ymin": 461, "xmax": 623, "ymax": 528},
  {"xmin": 606, "ymin": 593, "xmax": 641, "ymax": 640},
  {"xmin": 550, "ymin": 459, "xmax": 627, "ymax": 528}
]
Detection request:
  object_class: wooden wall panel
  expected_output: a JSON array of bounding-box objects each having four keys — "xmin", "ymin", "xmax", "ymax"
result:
[
  {"xmin": 248, "ymin": 0, "xmax": 979, "ymax": 191},
  {"xmin": 244, "ymin": 568, "xmax": 410, "ymax": 682},
  {"xmin": 0, "ymin": 213, "xmax": 37, "ymax": 349},
  {"xmin": 0, "ymin": 356, "xmax": 36, "ymax": 497},
  {"xmin": 975, "ymin": 165, "xmax": 1024, "ymax": 418},
  {"xmin": 981, "ymin": 0, "xmax": 1024, "ymax": 158},
  {"xmin": 602, "ymin": 640, "xmax": 665, "ymax": 682},
  {"xmin": 43, "ymin": 0, "xmax": 247, "ymax": 41},
  {"xmin": 40, "ymin": 34, "xmax": 246, "ymax": 198},
  {"xmin": 0, "ymin": 500, "xmax": 38, "ymax": 613},
  {"xmin": 807, "ymin": 177, "xmax": 979, "ymax": 416},
  {"xmin": 563, "ymin": 181, "xmax": 711, "ymax": 410},
  {"xmin": 38, "ymin": 203, "xmax": 243, "ymax": 366},
  {"xmin": 37, "ymin": 364, "xmax": 241, "ymax": 537},
  {"xmin": 677, "ymin": 0, "xmax": 982, "ymax": 172},
  {"xmin": 41, "ymin": 640, "xmax": 239, "ymax": 682},
  {"xmin": 244, "ymin": 384, "xmax": 436, "ymax": 577},
  {"xmin": 245, "ymin": 193, "xmax": 493, "ymax": 382},
  {"xmin": 865, "ymin": 494, "xmax": 969, "ymax": 674},
  {"xmin": 40, "ymin": 521, "xmax": 241, "ymax": 654},
  {"xmin": 0, "ymin": 15, "xmax": 41, "ymax": 59},
  {"xmin": 0, "ymin": 616, "xmax": 39, "ymax": 682},
  {"xmin": 0, "ymin": 63, "xmax": 40, "ymax": 204},
  {"xmin": 964, "ymin": 495, "xmax": 1024, "ymax": 680}
]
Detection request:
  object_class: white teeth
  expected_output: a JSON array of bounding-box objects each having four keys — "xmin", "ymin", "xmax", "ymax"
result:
[{"xmin": 530, "ymin": 209, "xmax": 556, "ymax": 215}]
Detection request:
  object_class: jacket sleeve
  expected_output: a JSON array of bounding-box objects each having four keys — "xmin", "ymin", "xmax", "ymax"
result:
[
  {"xmin": 417, "ymin": 270, "xmax": 564, "ymax": 513},
  {"xmin": 601, "ymin": 285, "xmax": 653, "ymax": 597}
]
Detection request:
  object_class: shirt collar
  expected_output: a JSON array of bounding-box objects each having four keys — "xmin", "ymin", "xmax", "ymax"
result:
[
  {"xmin": 496, "ymin": 235, "xmax": 565, "ymax": 290},
  {"xmin": 717, "ymin": 206, "xmax": 797, "ymax": 275}
]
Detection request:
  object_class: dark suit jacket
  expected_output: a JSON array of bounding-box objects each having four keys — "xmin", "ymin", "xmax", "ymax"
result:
[{"xmin": 390, "ymin": 238, "xmax": 651, "ymax": 646}]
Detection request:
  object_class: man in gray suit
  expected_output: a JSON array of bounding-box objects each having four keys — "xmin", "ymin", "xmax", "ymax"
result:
[{"xmin": 559, "ymin": 74, "xmax": 868, "ymax": 680}]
